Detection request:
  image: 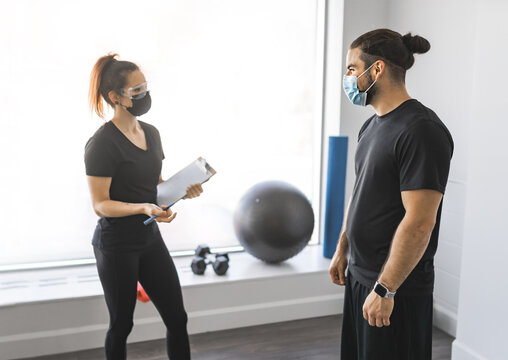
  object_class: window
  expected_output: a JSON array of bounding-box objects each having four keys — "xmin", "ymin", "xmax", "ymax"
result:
[{"xmin": 0, "ymin": 0, "xmax": 324, "ymax": 266}]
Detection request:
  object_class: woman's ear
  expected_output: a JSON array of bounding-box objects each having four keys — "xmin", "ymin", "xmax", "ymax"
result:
[{"xmin": 108, "ymin": 90, "xmax": 120, "ymax": 104}]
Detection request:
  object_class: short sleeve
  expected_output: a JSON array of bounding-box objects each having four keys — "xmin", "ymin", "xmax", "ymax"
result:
[
  {"xmin": 84, "ymin": 136, "xmax": 117, "ymax": 177},
  {"xmin": 159, "ymin": 134, "xmax": 165, "ymax": 161},
  {"xmin": 153, "ymin": 125, "xmax": 165, "ymax": 160},
  {"xmin": 396, "ymin": 120, "xmax": 453, "ymax": 194}
]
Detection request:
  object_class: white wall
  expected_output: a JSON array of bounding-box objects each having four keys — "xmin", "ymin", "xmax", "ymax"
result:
[
  {"xmin": 452, "ymin": 2, "xmax": 508, "ymax": 359},
  {"xmin": 340, "ymin": 0, "xmax": 389, "ymax": 201}
]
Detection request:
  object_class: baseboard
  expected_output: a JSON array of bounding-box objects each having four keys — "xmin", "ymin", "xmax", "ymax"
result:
[
  {"xmin": 433, "ymin": 302, "xmax": 457, "ymax": 337},
  {"xmin": 451, "ymin": 340, "xmax": 488, "ymax": 360},
  {"xmin": 134, "ymin": 293, "xmax": 343, "ymax": 341},
  {"xmin": 0, "ymin": 292, "xmax": 342, "ymax": 360}
]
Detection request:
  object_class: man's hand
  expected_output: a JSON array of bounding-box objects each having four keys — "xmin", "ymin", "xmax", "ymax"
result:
[
  {"xmin": 362, "ymin": 290, "xmax": 394, "ymax": 327},
  {"xmin": 329, "ymin": 252, "xmax": 348, "ymax": 286}
]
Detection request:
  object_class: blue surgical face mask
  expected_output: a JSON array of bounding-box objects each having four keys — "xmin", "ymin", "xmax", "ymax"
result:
[{"xmin": 343, "ymin": 62, "xmax": 377, "ymax": 106}]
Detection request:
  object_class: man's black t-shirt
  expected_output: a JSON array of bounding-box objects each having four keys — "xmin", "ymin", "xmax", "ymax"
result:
[
  {"xmin": 346, "ymin": 99, "xmax": 454, "ymax": 296},
  {"xmin": 84, "ymin": 120, "xmax": 165, "ymax": 251}
]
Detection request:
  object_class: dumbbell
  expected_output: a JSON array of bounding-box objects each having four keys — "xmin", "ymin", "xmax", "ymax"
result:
[{"xmin": 191, "ymin": 244, "xmax": 230, "ymax": 276}]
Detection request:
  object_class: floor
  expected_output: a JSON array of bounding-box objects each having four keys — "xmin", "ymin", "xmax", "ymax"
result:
[{"xmin": 25, "ymin": 315, "xmax": 454, "ymax": 360}]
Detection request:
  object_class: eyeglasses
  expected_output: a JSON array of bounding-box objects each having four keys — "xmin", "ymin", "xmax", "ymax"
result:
[{"xmin": 119, "ymin": 82, "xmax": 149, "ymax": 100}]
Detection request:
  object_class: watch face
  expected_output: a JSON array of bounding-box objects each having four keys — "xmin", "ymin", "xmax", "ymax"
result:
[{"xmin": 374, "ymin": 283, "xmax": 388, "ymax": 297}]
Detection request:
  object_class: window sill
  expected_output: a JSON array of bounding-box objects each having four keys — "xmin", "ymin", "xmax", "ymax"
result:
[{"xmin": 0, "ymin": 244, "xmax": 332, "ymax": 308}]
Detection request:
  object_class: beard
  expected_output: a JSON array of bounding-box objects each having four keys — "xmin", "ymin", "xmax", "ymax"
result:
[{"xmin": 364, "ymin": 73, "xmax": 378, "ymax": 105}]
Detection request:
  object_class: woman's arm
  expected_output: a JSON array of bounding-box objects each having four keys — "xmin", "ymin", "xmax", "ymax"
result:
[{"xmin": 87, "ymin": 176, "xmax": 176, "ymax": 222}]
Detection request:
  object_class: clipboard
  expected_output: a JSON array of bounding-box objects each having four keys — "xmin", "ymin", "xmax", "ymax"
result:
[{"xmin": 144, "ymin": 157, "xmax": 216, "ymax": 225}]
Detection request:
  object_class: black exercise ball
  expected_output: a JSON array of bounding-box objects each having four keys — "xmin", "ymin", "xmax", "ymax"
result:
[{"xmin": 233, "ymin": 181, "xmax": 315, "ymax": 263}]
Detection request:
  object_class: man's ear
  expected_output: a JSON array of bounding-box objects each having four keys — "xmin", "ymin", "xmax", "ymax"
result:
[{"xmin": 374, "ymin": 60, "xmax": 386, "ymax": 79}]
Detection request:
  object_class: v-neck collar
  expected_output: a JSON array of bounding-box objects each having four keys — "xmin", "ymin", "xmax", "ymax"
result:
[{"xmin": 109, "ymin": 120, "xmax": 149, "ymax": 152}]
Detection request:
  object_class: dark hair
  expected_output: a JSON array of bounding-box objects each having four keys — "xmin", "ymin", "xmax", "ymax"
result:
[
  {"xmin": 350, "ymin": 29, "xmax": 430, "ymax": 82},
  {"xmin": 89, "ymin": 53, "xmax": 139, "ymax": 118}
]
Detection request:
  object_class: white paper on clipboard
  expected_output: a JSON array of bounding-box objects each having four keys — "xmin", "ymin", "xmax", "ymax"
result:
[{"xmin": 156, "ymin": 157, "xmax": 216, "ymax": 207}]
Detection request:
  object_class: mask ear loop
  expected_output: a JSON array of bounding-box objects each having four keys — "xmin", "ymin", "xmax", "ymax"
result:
[
  {"xmin": 364, "ymin": 77, "xmax": 377, "ymax": 93},
  {"xmin": 358, "ymin": 61, "xmax": 377, "ymax": 79},
  {"xmin": 114, "ymin": 90, "xmax": 130, "ymax": 110},
  {"xmin": 361, "ymin": 61, "xmax": 380, "ymax": 93}
]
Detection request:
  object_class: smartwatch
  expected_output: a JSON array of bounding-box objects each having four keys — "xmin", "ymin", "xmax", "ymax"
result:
[{"xmin": 374, "ymin": 281, "xmax": 396, "ymax": 299}]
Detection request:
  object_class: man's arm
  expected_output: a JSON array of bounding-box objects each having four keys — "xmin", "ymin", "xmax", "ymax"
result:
[
  {"xmin": 362, "ymin": 189, "xmax": 442, "ymax": 328},
  {"xmin": 337, "ymin": 197, "xmax": 352, "ymax": 254},
  {"xmin": 377, "ymin": 189, "xmax": 443, "ymax": 292},
  {"xmin": 329, "ymin": 197, "xmax": 352, "ymax": 286}
]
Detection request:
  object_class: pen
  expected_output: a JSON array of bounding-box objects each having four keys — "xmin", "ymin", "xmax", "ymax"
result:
[{"xmin": 143, "ymin": 202, "xmax": 176, "ymax": 225}]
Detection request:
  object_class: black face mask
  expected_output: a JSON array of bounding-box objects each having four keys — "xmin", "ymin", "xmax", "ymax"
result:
[{"xmin": 126, "ymin": 91, "xmax": 151, "ymax": 116}]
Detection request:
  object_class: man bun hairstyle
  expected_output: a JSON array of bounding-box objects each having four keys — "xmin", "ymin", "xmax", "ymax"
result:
[
  {"xmin": 401, "ymin": 33, "xmax": 431, "ymax": 56},
  {"xmin": 89, "ymin": 53, "xmax": 139, "ymax": 119},
  {"xmin": 350, "ymin": 29, "xmax": 430, "ymax": 82}
]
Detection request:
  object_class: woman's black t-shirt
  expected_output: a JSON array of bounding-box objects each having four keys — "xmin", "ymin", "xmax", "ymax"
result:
[{"xmin": 84, "ymin": 120, "xmax": 165, "ymax": 251}]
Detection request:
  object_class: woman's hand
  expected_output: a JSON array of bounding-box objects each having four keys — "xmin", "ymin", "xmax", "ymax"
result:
[
  {"xmin": 144, "ymin": 203, "xmax": 177, "ymax": 223},
  {"xmin": 183, "ymin": 183, "xmax": 203, "ymax": 199}
]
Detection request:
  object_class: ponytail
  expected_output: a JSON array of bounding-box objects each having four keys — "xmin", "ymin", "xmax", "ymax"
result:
[
  {"xmin": 89, "ymin": 54, "xmax": 117, "ymax": 119},
  {"xmin": 88, "ymin": 53, "xmax": 139, "ymax": 119}
]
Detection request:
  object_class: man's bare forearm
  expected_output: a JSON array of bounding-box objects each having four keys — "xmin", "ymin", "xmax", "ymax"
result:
[
  {"xmin": 336, "ymin": 232, "xmax": 349, "ymax": 257},
  {"xmin": 335, "ymin": 198, "xmax": 352, "ymax": 256},
  {"xmin": 377, "ymin": 216, "xmax": 434, "ymax": 292}
]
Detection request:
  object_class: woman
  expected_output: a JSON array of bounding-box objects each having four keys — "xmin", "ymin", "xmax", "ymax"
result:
[{"xmin": 85, "ymin": 53, "xmax": 201, "ymax": 359}]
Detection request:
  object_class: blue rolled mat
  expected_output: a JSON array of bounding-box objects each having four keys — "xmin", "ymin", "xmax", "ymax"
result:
[{"xmin": 323, "ymin": 136, "xmax": 348, "ymax": 259}]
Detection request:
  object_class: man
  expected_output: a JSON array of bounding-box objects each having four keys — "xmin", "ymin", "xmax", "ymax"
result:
[{"xmin": 329, "ymin": 29, "xmax": 454, "ymax": 360}]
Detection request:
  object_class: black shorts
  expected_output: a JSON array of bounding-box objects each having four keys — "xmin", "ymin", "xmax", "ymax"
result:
[{"xmin": 341, "ymin": 270, "xmax": 433, "ymax": 360}]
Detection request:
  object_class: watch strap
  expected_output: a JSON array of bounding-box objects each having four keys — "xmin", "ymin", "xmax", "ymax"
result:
[{"xmin": 374, "ymin": 281, "xmax": 396, "ymax": 298}]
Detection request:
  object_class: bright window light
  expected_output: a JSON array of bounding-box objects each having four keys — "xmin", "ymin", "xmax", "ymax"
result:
[{"xmin": 0, "ymin": 0, "xmax": 322, "ymax": 266}]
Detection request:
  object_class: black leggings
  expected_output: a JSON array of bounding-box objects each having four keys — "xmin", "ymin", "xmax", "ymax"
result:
[{"xmin": 94, "ymin": 239, "xmax": 190, "ymax": 360}]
